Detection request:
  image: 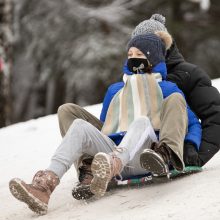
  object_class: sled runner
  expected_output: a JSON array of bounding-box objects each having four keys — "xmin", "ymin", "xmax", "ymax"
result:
[{"xmin": 111, "ymin": 166, "xmax": 202, "ymax": 187}]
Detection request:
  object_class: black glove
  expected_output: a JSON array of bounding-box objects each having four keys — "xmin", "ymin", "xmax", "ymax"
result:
[{"xmin": 183, "ymin": 142, "xmax": 199, "ymax": 166}]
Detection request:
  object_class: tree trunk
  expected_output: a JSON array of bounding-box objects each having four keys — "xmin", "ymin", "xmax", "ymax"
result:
[{"xmin": 0, "ymin": 0, "xmax": 13, "ymax": 127}]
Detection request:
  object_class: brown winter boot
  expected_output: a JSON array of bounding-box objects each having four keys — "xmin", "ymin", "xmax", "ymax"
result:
[
  {"xmin": 156, "ymin": 142, "xmax": 184, "ymax": 171},
  {"xmin": 72, "ymin": 158, "xmax": 94, "ymax": 200},
  {"xmin": 140, "ymin": 142, "xmax": 171, "ymax": 177},
  {"xmin": 9, "ymin": 170, "xmax": 60, "ymax": 215},
  {"xmin": 140, "ymin": 142, "xmax": 184, "ymax": 177},
  {"xmin": 90, "ymin": 152, "xmax": 122, "ymax": 197}
]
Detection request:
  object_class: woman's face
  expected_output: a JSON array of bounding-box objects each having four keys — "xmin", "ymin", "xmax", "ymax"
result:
[{"xmin": 127, "ymin": 47, "xmax": 146, "ymax": 59}]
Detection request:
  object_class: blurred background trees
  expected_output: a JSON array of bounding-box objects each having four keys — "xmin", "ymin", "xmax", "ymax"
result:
[{"xmin": 0, "ymin": 0, "xmax": 220, "ymax": 127}]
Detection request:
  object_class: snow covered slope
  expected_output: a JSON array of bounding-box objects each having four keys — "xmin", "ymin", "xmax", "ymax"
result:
[{"xmin": 1, "ymin": 79, "xmax": 220, "ymax": 220}]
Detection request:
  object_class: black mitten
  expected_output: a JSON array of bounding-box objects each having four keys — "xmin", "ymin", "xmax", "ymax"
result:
[{"xmin": 183, "ymin": 142, "xmax": 199, "ymax": 166}]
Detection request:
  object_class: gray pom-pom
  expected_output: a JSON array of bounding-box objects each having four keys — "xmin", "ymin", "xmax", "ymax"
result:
[{"xmin": 150, "ymin": 14, "xmax": 166, "ymax": 25}]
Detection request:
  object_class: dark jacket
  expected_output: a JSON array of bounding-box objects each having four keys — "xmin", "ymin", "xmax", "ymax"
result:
[
  {"xmin": 100, "ymin": 61, "xmax": 202, "ymax": 150},
  {"xmin": 166, "ymin": 41, "xmax": 220, "ymax": 166}
]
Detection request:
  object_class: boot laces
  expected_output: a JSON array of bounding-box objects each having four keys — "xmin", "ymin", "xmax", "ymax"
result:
[{"xmin": 110, "ymin": 147, "xmax": 126, "ymax": 180}]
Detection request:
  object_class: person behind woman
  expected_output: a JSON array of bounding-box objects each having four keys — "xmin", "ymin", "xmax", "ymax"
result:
[
  {"xmin": 9, "ymin": 31, "xmax": 201, "ymax": 215},
  {"xmin": 131, "ymin": 14, "xmax": 220, "ymax": 167}
]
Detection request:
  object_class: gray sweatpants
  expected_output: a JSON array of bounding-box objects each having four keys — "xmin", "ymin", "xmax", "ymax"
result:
[{"xmin": 47, "ymin": 116, "xmax": 157, "ymax": 180}]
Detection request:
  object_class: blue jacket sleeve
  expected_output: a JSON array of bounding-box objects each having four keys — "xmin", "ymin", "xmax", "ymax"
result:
[
  {"xmin": 100, "ymin": 82, "xmax": 124, "ymax": 123},
  {"xmin": 185, "ymin": 107, "xmax": 202, "ymax": 150},
  {"xmin": 160, "ymin": 81, "xmax": 202, "ymax": 150}
]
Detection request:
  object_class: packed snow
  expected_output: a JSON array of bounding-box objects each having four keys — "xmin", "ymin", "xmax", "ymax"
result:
[{"xmin": 1, "ymin": 79, "xmax": 220, "ymax": 220}]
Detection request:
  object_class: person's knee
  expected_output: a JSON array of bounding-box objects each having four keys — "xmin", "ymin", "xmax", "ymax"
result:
[
  {"xmin": 165, "ymin": 93, "xmax": 186, "ymax": 107},
  {"xmin": 57, "ymin": 103, "xmax": 79, "ymax": 117},
  {"xmin": 167, "ymin": 93, "xmax": 184, "ymax": 101}
]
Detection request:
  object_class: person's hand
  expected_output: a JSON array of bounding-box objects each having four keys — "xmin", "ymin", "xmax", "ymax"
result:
[{"xmin": 183, "ymin": 142, "xmax": 199, "ymax": 166}]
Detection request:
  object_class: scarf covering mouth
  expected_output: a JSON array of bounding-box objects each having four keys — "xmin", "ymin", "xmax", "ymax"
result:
[{"xmin": 101, "ymin": 73, "xmax": 163, "ymax": 135}]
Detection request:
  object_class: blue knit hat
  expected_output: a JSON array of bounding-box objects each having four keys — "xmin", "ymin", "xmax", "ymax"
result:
[{"xmin": 127, "ymin": 33, "xmax": 172, "ymax": 67}]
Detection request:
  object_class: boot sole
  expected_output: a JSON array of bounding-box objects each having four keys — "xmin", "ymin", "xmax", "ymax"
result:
[
  {"xmin": 90, "ymin": 153, "xmax": 111, "ymax": 197},
  {"xmin": 9, "ymin": 178, "xmax": 48, "ymax": 215},
  {"xmin": 72, "ymin": 184, "xmax": 94, "ymax": 200},
  {"xmin": 140, "ymin": 149, "xmax": 169, "ymax": 177}
]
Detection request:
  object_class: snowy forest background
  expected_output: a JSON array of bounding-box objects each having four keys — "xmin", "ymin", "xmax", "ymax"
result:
[{"xmin": 0, "ymin": 0, "xmax": 220, "ymax": 128}]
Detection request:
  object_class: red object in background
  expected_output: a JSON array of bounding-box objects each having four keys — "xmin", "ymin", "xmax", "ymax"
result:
[{"xmin": 0, "ymin": 58, "xmax": 4, "ymax": 72}]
